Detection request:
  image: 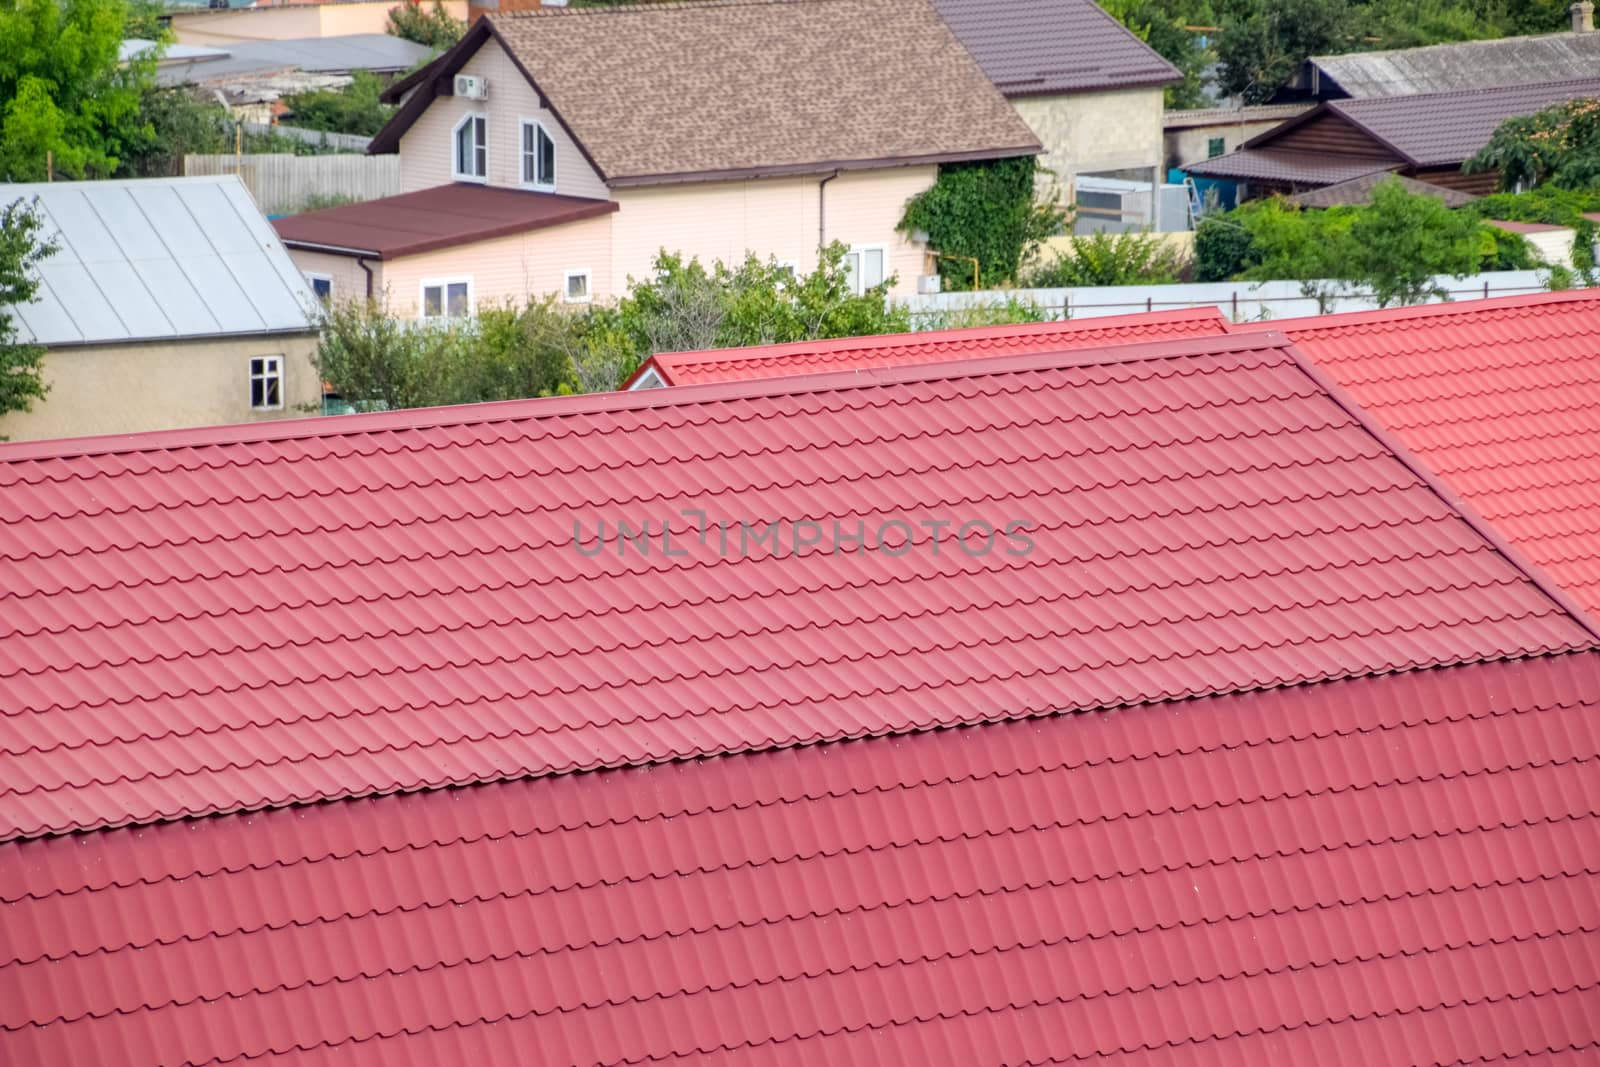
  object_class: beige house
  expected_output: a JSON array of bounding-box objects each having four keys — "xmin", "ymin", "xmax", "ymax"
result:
[
  {"xmin": 930, "ymin": 0, "xmax": 1179, "ymax": 230},
  {"xmin": 273, "ymin": 0, "xmax": 1038, "ymax": 312},
  {"xmin": 171, "ymin": 0, "xmax": 468, "ymax": 47},
  {"xmin": 0, "ymin": 177, "xmax": 321, "ymax": 442},
  {"xmin": 1163, "ymin": 104, "xmax": 1315, "ymax": 170}
]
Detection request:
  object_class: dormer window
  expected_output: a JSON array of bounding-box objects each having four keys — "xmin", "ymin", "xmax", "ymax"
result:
[
  {"xmin": 521, "ymin": 119, "xmax": 556, "ymax": 189},
  {"xmin": 453, "ymin": 114, "xmax": 487, "ymax": 181}
]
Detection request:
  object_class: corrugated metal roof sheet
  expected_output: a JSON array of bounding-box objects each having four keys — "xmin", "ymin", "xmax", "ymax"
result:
[
  {"xmin": 1263, "ymin": 290, "xmax": 1600, "ymax": 623},
  {"xmin": 1328, "ymin": 77, "xmax": 1600, "ymax": 166},
  {"xmin": 153, "ymin": 33, "xmax": 435, "ymax": 85},
  {"xmin": 1310, "ymin": 31, "xmax": 1600, "ymax": 98},
  {"xmin": 931, "ymin": 0, "xmax": 1180, "ymax": 96},
  {"xmin": 0, "ymin": 330, "xmax": 1593, "ymax": 841},
  {"xmin": 629, "ymin": 307, "xmax": 1231, "ymax": 386},
  {"xmin": 2, "ymin": 649, "xmax": 1597, "ymax": 1064},
  {"xmin": 272, "ymin": 184, "xmax": 618, "ymax": 259},
  {"xmin": 4, "ymin": 176, "xmax": 319, "ymax": 347},
  {"xmin": 1183, "ymin": 148, "xmax": 1397, "ymax": 184}
]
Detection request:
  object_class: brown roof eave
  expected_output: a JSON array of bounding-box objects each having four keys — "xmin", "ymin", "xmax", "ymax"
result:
[
  {"xmin": 997, "ymin": 72, "xmax": 1180, "ymax": 98},
  {"xmin": 603, "ymin": 144, "xmax": 1044, "ymax": 188},
  {"xmin": 279, "ymin": 198, "xmax": 619, "ymax": 259}
]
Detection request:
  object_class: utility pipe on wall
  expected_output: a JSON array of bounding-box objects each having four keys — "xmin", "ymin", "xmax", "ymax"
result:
[{"xmin": 818, "ymin": 170, "xmax": 839, "ymax": 250}]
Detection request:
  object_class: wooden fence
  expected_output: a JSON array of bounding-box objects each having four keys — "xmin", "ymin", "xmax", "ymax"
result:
[{"xmin": 183, "ymin": 153, "xmax": 400, "ymax": 216}]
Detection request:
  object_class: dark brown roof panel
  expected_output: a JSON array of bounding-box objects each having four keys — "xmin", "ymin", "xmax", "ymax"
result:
[
  {"xmin": 1287, "ymin": 172, "xmax": 1479, "ymax": 208},
  {"xmin": 271, "ymin": 184, "xmax": 618, "ymax": 259},
  {"xmin": 932, "ymin": 0, "xmax": 1180, "ymax": 95},
  {"xmin": 1328, "ymin": 77, "xmax": 1600, "ymax": 166},
  {"xmin": 1184, "ymin": 148, "xmax": 1397, "ymax": 185}
]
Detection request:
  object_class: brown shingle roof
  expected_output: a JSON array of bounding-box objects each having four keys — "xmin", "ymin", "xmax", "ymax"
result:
[
  {"xmin": 930, "ymin": 0, "xmax": 1179, "ymax": 96},
  {"xmin": 373, "ymin": 0, "xmax": 1040, "ymax": 185},
  {"xmin": 271, "ymin": 184, "xmax": 617, "ymax": 258},
  {"xmin": 1286, "ymin": 172, "xmax": 1478, "ymax": 208}
]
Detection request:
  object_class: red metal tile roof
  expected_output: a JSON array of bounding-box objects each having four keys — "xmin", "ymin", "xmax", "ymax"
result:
[
  {"xmin": 1, "ymin": 330, "xmax": 1594, "ymax": 843},
  {"xmin": 1264, "ymin": 289, "xmax": 1600, "ymax": 624},
  {"xmin": 270, "ymin": 184, "xmax": 618, "ymax": 259},
  {"xmin": 3, "ymin": 650, "xmax": 1597, "ymax": 1065},
  {"xmin": 627, "ymin": 307, "xmax": 1232, "ymax": 387}
]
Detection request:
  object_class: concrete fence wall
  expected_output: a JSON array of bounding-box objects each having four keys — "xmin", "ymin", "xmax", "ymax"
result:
[
  {"xmin": 184, "ymin": 153, "xmax": 400, "ymax": 216},
  {"xmin": 897, "ymin": 270, "xmax": 1565, "ymax": 326},
  {"xmin": 243, "ymin": 123, "xmax": 373, "ymax": 153}
]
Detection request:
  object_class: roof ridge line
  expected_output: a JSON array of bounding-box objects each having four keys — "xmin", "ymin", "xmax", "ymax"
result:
[
  {"xmin": 0, "ymin": 332, "xmax": 1288, "ymax": 465},
  {"xmin": 1282, "ymin": 342, "xmax": 1600, "ymax": 646}
]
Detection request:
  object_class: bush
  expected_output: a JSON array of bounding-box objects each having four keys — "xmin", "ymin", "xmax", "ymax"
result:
[
  {"xmin": 1464, "ymin": 187, "xmax": 1600, "ymax": 227},
  {"xmin": 1193, "ymin": 215, "xmax": 1256, "ymax": 282},
  {"xmin": 913, "ymin": 296, "xmax": 1055, "ymax": 331},
  {"xmin": 898, "ymin": 156, "xmax": 1066, "ymax": 291},
  {"xmin": 281, "ymin": 72, "xmax": 395, "ymax": 137},
  {"xmin": 386, "ymin": 0, "xmax": 464, "ymax": 49},
  {"xmin": 1022, "ymin": 230, "xmax": 1188, "ymax": 287}
]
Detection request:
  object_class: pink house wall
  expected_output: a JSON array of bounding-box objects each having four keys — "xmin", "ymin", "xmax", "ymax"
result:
[
  {"xmin": 396, "ymin": 39, "xmax": 610, "ymax": 200},
  {"xmin": 288, "ymin": 248, "xmax": 374, "ymax": 306},
  {"xmin": 611, "ymin": 166, "xmax": 935, "ymax": 297},
  {"xmin": 379, "ymin": 211, "xmax": 615, "ymax": 315}
]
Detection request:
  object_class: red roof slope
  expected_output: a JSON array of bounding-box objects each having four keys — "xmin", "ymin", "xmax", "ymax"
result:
[
  {"xmin": 2, "ymin": 333, "xmax": 1594, "ymax": 841},
  {"xmin": 628, "ymin": 307, "xmax": 1231, "ymax": 387},
  {"xmin": 1266, "ymin": 289, "xmax": 1600, "ymax": 623},
  {"xmin": 3, "ymin": 650, "xmax": 1598, "ymax": 1065},
  {"xmin": 271, "ymin": 184, "xmax": 618, "ymax": 259}
]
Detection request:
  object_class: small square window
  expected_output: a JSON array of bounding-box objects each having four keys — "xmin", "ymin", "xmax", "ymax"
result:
[
  {"xmin": 844, "ymin": 246, "xmax": 886, "ymax": 296},
  {"xmin": 307, "ymin": 275, "xmax": 332, "ymax": 302},
  {"xmin": 1207, "ymin": 136, "xmax": 1226, "ymax": 158},
  {"xmin": 421, "ymin": 278, "xmax": 472, "ymax": 320},
  {"xmin": 250, "ymin": 355, "xmax": 283, "ymax": 410},
  {"xmin": 564, "ymin": 269, "xmax": 591, "ymax": 304}
]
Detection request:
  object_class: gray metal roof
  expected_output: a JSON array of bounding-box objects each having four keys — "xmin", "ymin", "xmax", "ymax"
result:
[
  {"xmin": 153, "ymin": 34, "xmax": 435, "ymax": 86},
  {"xmin": 3, "ymin": 175, "xmax": 320, "ymax": 348},
  {"xmin": 1309, "ymin": 32, "xmax": 1600, "ymax": 98}
]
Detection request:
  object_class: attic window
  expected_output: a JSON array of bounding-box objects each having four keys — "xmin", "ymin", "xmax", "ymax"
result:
[
  {"xmin": 522, "ymin": 120, "xmax": 556, "ymax": 189},
  {"xmin": 453, "ymin": 114, "xmax": 487, "ymax": 181}
]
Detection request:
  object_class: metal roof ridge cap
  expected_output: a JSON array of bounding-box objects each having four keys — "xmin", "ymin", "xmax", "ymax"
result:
[
  {"xmin": 0, "ymin": 332, "xmax": 1291, "ymax": 464},
  {"xmin": 1281, "ymin": 341, "xmax": 1600, "ymax": 646}
]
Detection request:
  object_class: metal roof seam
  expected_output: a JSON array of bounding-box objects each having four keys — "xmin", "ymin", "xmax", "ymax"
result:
[{"xmin": 1281, "ymin": 341, "xmax": 1600, "ymax": 646}]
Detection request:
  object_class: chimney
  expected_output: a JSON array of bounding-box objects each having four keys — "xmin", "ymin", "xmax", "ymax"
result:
[{"xmin": 1574, "ymin": 2, "xmax": 1595, "ymax": 32}]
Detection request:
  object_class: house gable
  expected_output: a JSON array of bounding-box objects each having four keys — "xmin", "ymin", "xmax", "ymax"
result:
[
  {"xmin": 391, "ymin": 32, "xmax": 609, "ymax": 198},
  {"xmin": 1246, "ymin": 109, "xmax": 1403, "ymax": 163}
]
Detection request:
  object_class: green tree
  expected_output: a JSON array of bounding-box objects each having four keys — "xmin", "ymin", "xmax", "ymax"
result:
[
  {"xmin": 281, "ymin": 72, "xmax": 396, "ymax": 137},
  {"xmin": 1216, "ymin": 0, "xmax": 1351, "ymax": 103},
  {"xmin": 0, "ymin": 0, "xmax": 152, "ymax": 180},
  {"xmin": 1466, "ymin": 97, "xmax": 1600, "ymax": 192},
  {"xmin": 386, "ymin": 0, "xmax": 464, "ymax": 49},
  {"xmin": 899, "ymin": 156, "xmax": 1066, "ymax": 291},
  {"xmin": 0, "ymin": 198, "xmax": 58, "ymax": 430},
  {"xmin": 1345, "ymin": 178, "xmax": 1484, "ymax": 306}
]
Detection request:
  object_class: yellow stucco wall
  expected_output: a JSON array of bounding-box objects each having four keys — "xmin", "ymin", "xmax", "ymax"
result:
[
  {"xmin": 1012, "ymin": 88, "xmax": 1165, "ymax": 191},
  {"xmin": 1164, "ymin": 120, "xmax": 1290, "ymax": 170},
  {"xmin": 0, "ymin": 334, "xmax": 322, "ymax": 443},
  {"xmin": 172, "ymin": 1, "xmax": 468, "ymax": 46}
]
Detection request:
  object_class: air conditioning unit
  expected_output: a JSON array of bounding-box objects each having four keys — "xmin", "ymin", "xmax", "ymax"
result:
[
  {"xmin": 916, "ymin": 273, "xmax": 942, "ymax": 295},
  {"xmin": 454, "ymin": 75, "xmax": 488, "ymax": 100}
]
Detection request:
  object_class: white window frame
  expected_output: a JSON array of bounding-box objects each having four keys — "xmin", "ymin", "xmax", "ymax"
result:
[
  {"xmin": 452, "ymin": 112, "xmax": 488, "ymax": 183},
  {"xmin": 305, "ymin": 272, "xmax": 333, "ymax": 302},
  {"xmin": 419, "ymin": 276, "xmax": 474, "ymax": 321},
  {"xmin": 844, "ymin": 244, "xmax": 888, "ymax": 296},
  {"xmin": 629, "ymin": 365, "xmax": 669, "ymax": 390},
  {"xmin": 249, "ymin": 354, "xmax": 284, "ymax": 411},
  {"xmin": 520, "ymin": 117, "xmax": 557, "ymax": 191},
  {"xmin": 563, "ymin": 267, "xmax": 593, "ymax": 304}
]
